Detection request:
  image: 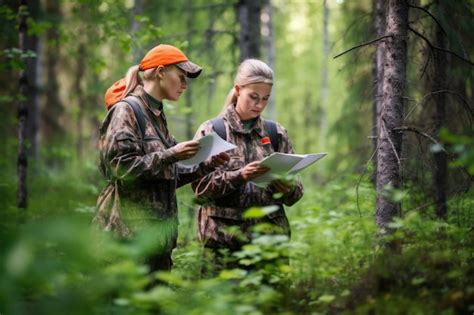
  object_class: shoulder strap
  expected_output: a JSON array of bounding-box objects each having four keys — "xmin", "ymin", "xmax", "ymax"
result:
[
  {"xmin": 211, "ymin": 117, "xmax": 227, "ymax": 140},
  {"xmin": 121, "ymin": 96, "xmax": 146, "ymax": 140},
  {"xmin": 263, "ymin": 119, "xmax": 279, "ymax": 152},
  {"xmin": 211, "ymin": 117, "xmax": 280, "ymax": 151}
]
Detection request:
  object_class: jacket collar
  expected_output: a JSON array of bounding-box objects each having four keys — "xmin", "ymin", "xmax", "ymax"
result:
[
  {"xmin": 224, "ymin": 104, "xmax": 266, "ymax": 137},
  {"xmin": 131, "ymin": 85, "xmax": 164, "ymax": 116}
]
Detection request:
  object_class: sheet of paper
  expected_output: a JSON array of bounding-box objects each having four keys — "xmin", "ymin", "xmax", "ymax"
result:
[
  {"xmin": 252, "ymin": 152, "xmax": 327, "ymax": 185},
  {"xmin": 177, "ymin": 132, "xmax": 236, "ymax": 167},
  {"xmin": 289, "ymin": 153, "xmax": 327, "ymax": 174}
]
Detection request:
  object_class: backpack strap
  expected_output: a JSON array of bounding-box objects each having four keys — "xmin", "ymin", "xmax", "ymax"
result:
[
  {"xmin": 211, "ymin": 117, "xmax": 227, "ymax": 140},
  {"xmin": 121, "ymin": 96, "xmax": 146, "ymax": 140},
  {"xmin": 263, "ymin": 119, "xmax": 280, "ymax": 152},
  {"xmin": 211, "ymin": 117, "xmax": 280, "ymax": 152}
]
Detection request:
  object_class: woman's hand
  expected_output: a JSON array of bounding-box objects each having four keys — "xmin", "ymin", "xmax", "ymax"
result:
[
  {"xmin": 269, "ymin": 180, "xmax": 294, "ymax": 194},
  {"xmin": 207, "ymin": 152, "xmax": 230, "ymax": 168},
  {"xmin": 172, "ymin": 140, "xmax": 200, "ymax": 160},
  {"xmin": 241, "ymin": 161, "xmax": 269, "ymax": 181}
]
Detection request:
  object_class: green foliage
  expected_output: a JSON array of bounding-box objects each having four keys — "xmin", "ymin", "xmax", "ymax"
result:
[
  {"xmin": 1, "ymin": 157, "xmax": 473, "ymax": 314},
  {"xmin": 438, "ymin": 128, "xmax": 474, "ymax": 175}
]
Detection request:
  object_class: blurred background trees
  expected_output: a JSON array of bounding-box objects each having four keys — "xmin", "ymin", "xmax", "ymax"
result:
[{"xmin": 0, "ymin": 0, "xmax": 473, "ymax": 314}]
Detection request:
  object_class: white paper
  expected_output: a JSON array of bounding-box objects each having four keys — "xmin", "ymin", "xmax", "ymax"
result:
[
  {"xmin": 177, "ymin": 132, "xmax": 237, "ymax": 167},
  {"xmin": 252, "ymin": 152, "xmax": 327, "ymax": 185}
]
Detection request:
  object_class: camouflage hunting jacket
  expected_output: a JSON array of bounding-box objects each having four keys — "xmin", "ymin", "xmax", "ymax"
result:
[
  {"xmin": 94, "ymin": 85, "xmax": 213, "ymax": 238},
  {"xmin": 192, "ymin": 104, "xmax": 304, "ymax": 223}
]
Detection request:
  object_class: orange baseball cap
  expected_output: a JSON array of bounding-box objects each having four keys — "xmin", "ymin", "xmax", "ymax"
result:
[
  {"xmin": 104, "ymin": 44, "xmax": 202, "ymax": 109},
  {"xmin": 139, "ymin": 44, "xmax": 202, "ymax": 78}
]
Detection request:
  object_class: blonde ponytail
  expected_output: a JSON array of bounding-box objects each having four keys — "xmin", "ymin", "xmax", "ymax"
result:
[{"xmin": 122, "ymin": 65, "xmax": 141, "ymax": 99}]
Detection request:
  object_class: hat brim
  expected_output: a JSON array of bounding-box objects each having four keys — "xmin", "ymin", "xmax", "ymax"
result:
[{"xmin": 175, "ymin": 61, "xmax": 202, "ymax": 78}]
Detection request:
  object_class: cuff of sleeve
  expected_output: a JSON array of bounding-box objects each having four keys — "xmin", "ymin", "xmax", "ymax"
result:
[
  {"xmin": 229, "ymin": 169, "xmax": 246, "ymax": 187},
  {"xmin": 197, "ymin": 160, "xmax": 215, "ymax": 175},
  {"xmin": 162, "ymin": 147, "xmax": 179, "ymax": 164}
]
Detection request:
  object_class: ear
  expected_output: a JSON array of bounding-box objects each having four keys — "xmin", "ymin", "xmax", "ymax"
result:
[
  {"xmin": 234, "ymin": 84, "xmax": 240, "ymax": 97},
  {"xmin": 155, "ymin": 66, "xmax": 165, "ymax": 79}
]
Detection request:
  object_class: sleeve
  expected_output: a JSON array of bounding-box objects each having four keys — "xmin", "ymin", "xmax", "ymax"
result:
[
  {"xmin": 270, "ymin": 123, "xmax": 304, "ymax": 206},
  {"xmin": 191, "ymin": 121, "xmax": 246, "ymax": 199},
  {"xmin": 102, "ymin": 103, "xmax": 178, "ymax": 181}
]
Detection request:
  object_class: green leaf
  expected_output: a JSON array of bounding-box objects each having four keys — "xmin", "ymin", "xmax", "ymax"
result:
[{"xmin": 243, "ymin": 205, "xmax": 280, "ymax": 219}]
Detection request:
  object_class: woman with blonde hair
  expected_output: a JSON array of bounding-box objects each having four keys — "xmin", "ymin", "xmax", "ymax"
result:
[
  {"xmin": 94, "ymin": 44, "xmax": 228, "ymax": 272},
  {"xmin": 192, "ymin": 59, "xmax": 304, "ymax": 271}
]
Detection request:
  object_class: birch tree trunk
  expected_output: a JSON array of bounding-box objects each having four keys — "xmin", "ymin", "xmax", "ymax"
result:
[
  {"xmin": 17, "ymin": 0, "xmax": 29, "ymax": 209},
  {"xmin": 375, "ymin": 0, "xmax": 409, "ymax": 233}
]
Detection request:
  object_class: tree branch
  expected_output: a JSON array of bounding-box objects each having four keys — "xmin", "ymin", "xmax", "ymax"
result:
[
  {"xmin": 355, "ymin": 144, "xmax": 380, "ymax": 218},
  {"xmin": 393, "ymin": 126, "xmax": 448, "ymax": 152},
  {"xmin": 404, "ymin": 89, "xmax": 474, "ymax": 125},
  {"xmin": 408, "ymin": 26, "xmax": 474, "ymax": 66},
  {"xmin": 408, "ymin": 4, "xmax": 447, "ymax": 35},
  {"xmin": 382, "ymin": 120, "xmax": 401, "ymax": 168},
  {"xmin": 333, "ymin": 35, "xmax": 393, "ymax": 59}
]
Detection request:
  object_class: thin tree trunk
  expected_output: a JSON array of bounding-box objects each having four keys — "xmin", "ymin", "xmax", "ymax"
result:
[
  {"xmin": 43, "ymin": 0, "xmax": 63, "ymax": 147},
  {"xmin": 372, "ymin": 0, "xmax": 387, "ymax": 184},
  {"xmin": 75, "ymin": 41, "xmax": 86, "ymax": 160},
  {"xmin": 375, "ymin": 0, "xmax": 409, "ymax": 234},
  {"xmin": 185, "ymin": 0, "xmax": 194, "ymax": 140},
  {"xmin": 318, "ymin": 0, "xmax": 330, "ymax": 145},
  {"xmin": 433, "ymin": 0, "xmax": 448, "ymax": 220},
  {"xmin": 205, "ymin": 6, "xmax": 217, "ymax": 114},
  {"xmin": 26, "ymin": 0, "xmax": 40, "ymax": 168},
  {"xmin": 303, "ymin": 91, "xmax": 313, "ymax": 153},
  {"xmin": 262, "ymin": 0, "xmax": 275, "ymax": 120},
  {"xmin": 17, "ymin": 0, "xmax": 29, "ymax": 209},
  {"xmin": 237, "ymin": 0, "xmax": 262, "ymax": 61},
  {"xmin": 132, "ymin": 0, "xmax": 143, "ymax": 63}
]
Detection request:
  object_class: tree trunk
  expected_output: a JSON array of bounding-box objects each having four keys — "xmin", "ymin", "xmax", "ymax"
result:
[
  {"xmin": 318, "ymin": 0, "xmax": 330, "ymax": 145},
  {"xmin": 131, "ymin": 0, "xmax": 143, "ymax": 63},
  {"xmin": 375, "ymin": 0, "xmax": 409, "ymax": 234},
  {"xmin": 185, "ymin": 0, "xmax": 194, "ymax": 140},
  {"xmin": 372, "ymin": 0, "xmax": 387, "ymax": 184},
  {"xmin": 17, "ymin": 0, "xmax": 29, "ymax": 209},
  {"xmin": 42, "ymin": 0, "xmax": 64, "ymax": 147},
  {"xmin": 237, "ymin": 0, "xmax": 262, "ymax": 61},
  {"xmin": 205, "ymin": 6, "xmax": 217, "ymax": 114},
  {"xmin": 432, "ymin": 0, "xmax": 448, "ymax": 220},
  {"xmin": 25, "ymin": 0, "xmax": 40, "ymax": 167},
  {"xmin": 262, "ymin": 0, "xmax": 275, "ymax": 120},
  {"xmin": 303, "ymin": 91, "xmax": 313, "ymax": 153},
  {"xmin": 75, "ymin": 41, "xmax": 86, "ymax": 160}
]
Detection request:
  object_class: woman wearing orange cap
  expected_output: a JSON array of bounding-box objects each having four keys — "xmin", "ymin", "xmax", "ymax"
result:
[{"xmin": 94, "ymin": 44, "xmax": 229, "ymax": 272}]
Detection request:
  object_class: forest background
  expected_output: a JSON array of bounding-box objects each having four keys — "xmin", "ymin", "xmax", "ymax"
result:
[{"xmin": 0, "ymin": 0, "xmax": 473, "ymax": 314}]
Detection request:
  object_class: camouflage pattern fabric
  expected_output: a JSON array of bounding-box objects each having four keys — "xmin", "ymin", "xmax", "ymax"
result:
[
  {"xmin": 94, "ymin": 85, "xmax": 213, "ymax": 256},
  {"xmin": 192, "ymin": 104, "xmax": 304, "ymax": 251}
]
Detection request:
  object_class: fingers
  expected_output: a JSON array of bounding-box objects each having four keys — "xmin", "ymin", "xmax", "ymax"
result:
[
  {"xmin": 271, "ymin": 180, "xmax": 292, "ymax": 193},
  {"xmin": 218, "ymin": 152, "xmax": 231, "ymax": 161}
]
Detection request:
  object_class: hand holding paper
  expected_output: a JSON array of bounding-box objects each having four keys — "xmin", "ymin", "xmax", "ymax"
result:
[
  {"xmin": 252, "ymin": 152, "xmax": 327, "ymax": 186},
  {"xmin": 177, "ymin": 132, "xmax": 237, "ymax": 167}
]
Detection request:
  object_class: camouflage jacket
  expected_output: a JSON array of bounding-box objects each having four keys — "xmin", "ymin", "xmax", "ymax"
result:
[
  {"xmin": 94, "ymin": 85, "xmax": 213, "ymax": 238},
  {"xmin": 192, "ymin": 104, "xmax": 304, "ymax": 223}
]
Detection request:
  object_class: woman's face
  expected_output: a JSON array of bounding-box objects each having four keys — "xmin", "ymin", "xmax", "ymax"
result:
[
  {"xmin": 158, "ymin": 66, "xmax": 188, "ymax": 101},
  {"xmin": 235, "ymin": 83, "xmax": 272, "ymax": 120}
]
